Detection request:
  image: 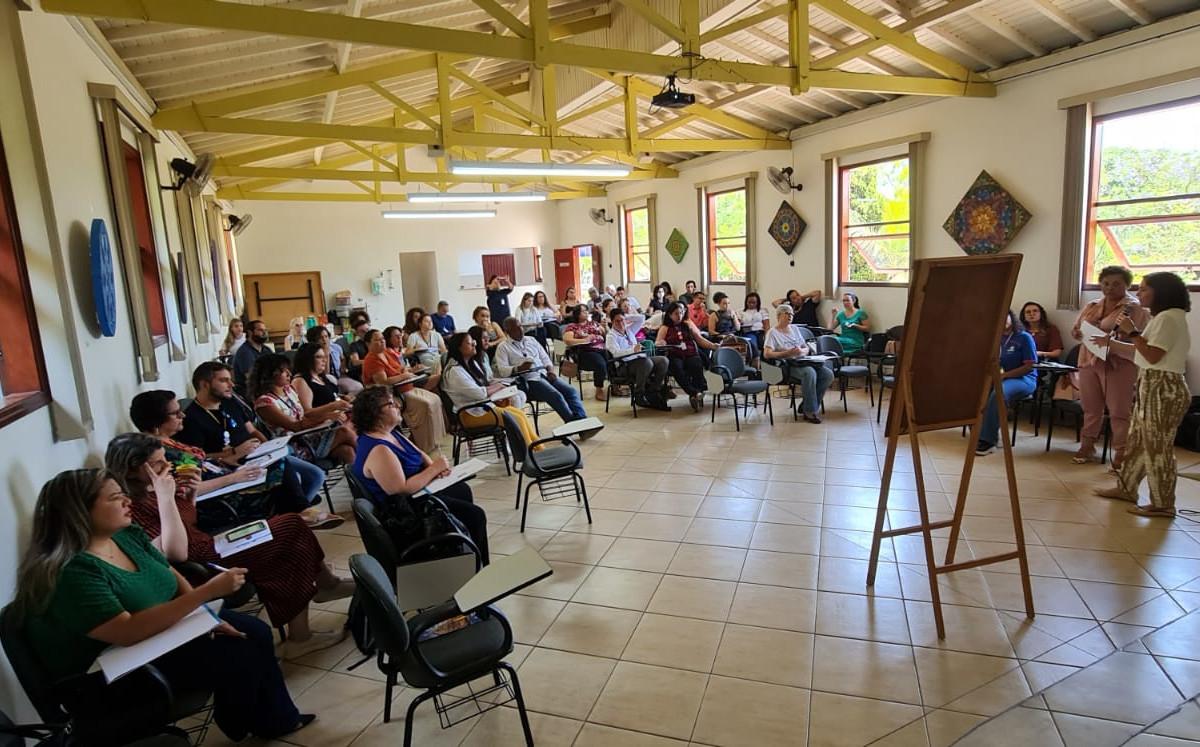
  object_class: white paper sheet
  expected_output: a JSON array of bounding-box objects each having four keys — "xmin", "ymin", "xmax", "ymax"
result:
[
  {"xmin": 418, "ymin": 458, "xmax": 489, "ymax": 496},
  {"xmin": 489, "ymin": 386, "xmax": 520, "ymax": 402},
  {"xmin": 95, "ymin": 601, "xmax": 223, "ymax": 683},
  {"xmin": 1081, "ymin": 320, "xmax": 1109, "ymax": 361},
  {"xmin": 196, "ymin": 470, "xmax": 269, "ymax": 502}
]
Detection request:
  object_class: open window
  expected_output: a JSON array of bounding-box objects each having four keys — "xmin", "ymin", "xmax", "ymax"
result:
[
  {"xmin": 0, "ymin": 130, "xmax": 50, "ymax": 427},
  {"xmin": 705, "ymin": 187, "xmax": 748, "ymax": 284},
  {"xmin": 1084, "ymin": 97, "xmax": 1200, "ymax": 288},
  {"xmin": 623, "ymin": 205, "xmax": 651, "ymax": 283},
  {"xmin": 838, "ymin": 155, "xmax": 911, "ymax": 285}
]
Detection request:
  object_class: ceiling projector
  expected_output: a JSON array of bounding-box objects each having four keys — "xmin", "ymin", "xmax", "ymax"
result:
[{"xmin": 651, "ymin": 75, "xmax": 695, "ymax": 109}]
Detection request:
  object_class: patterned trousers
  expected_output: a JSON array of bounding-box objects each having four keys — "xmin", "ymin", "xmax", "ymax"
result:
[{"xmin": 1118, "ymin": 369, "xmax": 1190, "ymax": 509}]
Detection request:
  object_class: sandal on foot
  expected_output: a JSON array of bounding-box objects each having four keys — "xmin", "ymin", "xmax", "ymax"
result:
[
  {"xmin": 1070, "ymin": 451, "xmax": 1096, "ymax": 465},
  {"xmin": 1093, "ymin": 487, "xmax": 1136, "ymax": 502},
  {"xmin": 1127, "ymin": 505, "xmax": 1176, "ymax": 518}
]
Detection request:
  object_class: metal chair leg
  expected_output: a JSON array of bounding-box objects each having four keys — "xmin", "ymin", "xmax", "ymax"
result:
[
  {"xmin": 402, "ymin": 689, "xmax": 434, "ymax": 746},
  {"xmin": 383, "ymin": 671, "xmax": 396, "ymax": 723},
  {"xmin": 576, "ymin": 472, "xmax": 593, "ymax": 524},
  {"xmin": 519, "ymin": 480, "xmax": 534, "ymax": 532},
  {"xmin": 733, "ymin": 394, "xmax": 741, "ymax": 431},
  {"xmin": 502, "ymin": 663, "xmax": 535, "ymax": 747},
  {"xmin": 514, "ymin": 473, "xmax": 523, "ymax": 510}
]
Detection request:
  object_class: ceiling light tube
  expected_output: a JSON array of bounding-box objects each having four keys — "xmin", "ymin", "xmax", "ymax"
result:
[
  {"xmin": 406, "ymin": 191, "xmax": 547, "ymax": 203},
  {"xmin": 382, "ymin": 210, "xmax": 496, "ymax": 219},
  {"xmin": 449, "ymin": 160, "xmax": 632, "ymax": 178}
]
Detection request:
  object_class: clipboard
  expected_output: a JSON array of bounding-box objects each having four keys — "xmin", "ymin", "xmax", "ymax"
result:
[
  {"xmin": 94, "ymin": 601, "xmax": 223, "ymax": 683},
  {"xmin": 417, "ymin": 458, "xmax": 489, "ymax": 496}
]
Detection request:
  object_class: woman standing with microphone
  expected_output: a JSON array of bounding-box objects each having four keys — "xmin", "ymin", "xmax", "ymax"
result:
[{"xmin": 1095, "ymin": 272, "xmax": 1192, "ymax": 518}]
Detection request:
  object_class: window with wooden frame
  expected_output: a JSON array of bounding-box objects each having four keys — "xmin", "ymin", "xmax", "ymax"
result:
[
  {"xmin": 121, "ymin": 141, "xmax": 168, "ymax": 340},
  {"xmin": 1083, "ymin": 97, "xmax": 1200, "ymax": 289},
  {"xmin": 623, "ymin": 205, "xmax": 651, "ymax": 283},
  {"xmin": 839, "ymin": 155, "xmax": 911, "ymax": 285},
  {"xmin": 0, "ymin": 131, "xmax": 51, "ymax": 427},
  {"xmin": 705, "ymin": 187, "xmax": 748, "ymax": 284}
]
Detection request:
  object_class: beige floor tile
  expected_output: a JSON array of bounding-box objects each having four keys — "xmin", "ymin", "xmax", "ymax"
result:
[
  {"xmin": 1042, "ymin": 651, "xmax": 1184, "ymax": 724},
  {"xmin": 1050, "ymin": 547, "xmax": 1161, "ymax": 587},
  {"xmin": 712, "ymin": 624, "xmax": 814, "ymax": 688},
  {"xmin": 647, "ymin": 575, "xmax": 736, "ymax": 621},
  {"xmin": 666, "ymin": 542, "xmax": 747, "ymax": 581},
  {"xmin": 537, "ymin": 602, "xmax": 642, "ymax": 658},
  {"xmin": 1147, "ymin": 700, "xmax": 1200, "ymax": 740},
  {"xmin": 905, "ymin": 601, "xmax": 1017, "ymax": 657},
  {"xmin": 639, "ymin": 491, "xmax": 704, "ymax": 517},
  {"xmin": 572, "ymin": 723, "xmax": 688, "ymax": 746},
  {"xmin": 983, "ymin": 572, "xmax": 1093, "ymax": 618},
  {"xmin": 518, "ymin": 560, "xmax": 593, "ymax": 601},
  {"xmin": 538, "ymin": 531, "xmax": 616, "ymax": 564},
  {"xmin": 682, "ymin": 517, "xmax": 756, "ymax": 547},
  {"xmin": 751, "ymin": 522, "xmax": 822, "ymax": 553},
  {"xmin": 692, "ymin": 675, "xmax": 810, "ymax": 747},
  {"xmin": 494, "ymin": 595, "xmax": 566, "ymax": 644},
  {"xmin": 1143, "ymin": 610, "xmax": 1200, "ymax": 660},
  {"xmin": 943, "ymin": 667, "xmax": 1033, "ymax": 717},
  {"xmin": 1136, "ymin": 554, "xmax": 1200, "ymax": 589},
  {"xmin": 810, "ymin": 635, "xmax": 921, "ymax": 704},
  {"xmin": 458, "ymin": 707, "xmax": 581, "ymax": 746},
  {"xmin": 953, "ymin": 705, "xmax": 1063, "ymax": 746},
  {"xmin": 697, "ymin": 495, "xmax": 764, "ymax": 521},
  {"xmin": 621, "ymin": 512, "xmax": 693, "ymax": 542},
  {"xmin": 740, "ymin": 549, "xmax": 819, "ymax": 589},
  {"xmin": 815, "ymin": 591, "xmax": 911, "ymax": 645},
  {"xmin": 707, "ymin": 477, "xmax": 768, "ymax": 500},
  {"xmin": 621, "ymin": 613, "xmax": 723, "ymax": 672},
  {"xmin": 560, "ymin": 508, "xmax": 635, "ymax": 535},
  {"xmin": 651, "ymin": 473, "xmax": 713, "ymax": 495},
  {"xmin": 913, "ymin": 647, "xmax": 1020, "ymax": 708},
  {"xmin": 588, "ymin": 661, "xmax": 708, "ymax": 740},
  {"xmin": 571, "ymin": 566, "xmax": 663, "ymax": 610},
  {"xmin": 727, "ymin": 582, "xmax": 817, "ymax": 632},
  {"xmin": 1073, "ymin": 580, "xmax": 1166, "ymax": 621},
  {"xmin": 598, "ymin": 537, "xmax": 679, "ymax": 572},
  {"xmin": 288, "ymin": 671, "xmax": 386, "ymax": 747},
  {"xmin": 512, "ymin": 648, "xmax": 616, "ymax": 720},
  {"xmin": 806, "ymin": 691, "xmax": 924, "ymax": 747},
  {"xmin": 924, "ymin": 709, "xmax": 989, "ymax": 747},
  {"xmin": 586, "ymin": 487, "xmax": 649, "ymax": 512},
  {"xmin": 1050, "ymin": 711, "xmax": 1142, "ymax": 747},
  {"xmin": 819, "ymin": 556, "xmax": 903, "ymax": 598}
]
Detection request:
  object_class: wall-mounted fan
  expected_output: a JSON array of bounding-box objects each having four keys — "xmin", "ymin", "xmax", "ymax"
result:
[
  {"xmin": 225, "ymin": 213, "xmax": 253, "ymax": 236},
  {"xmin": 163, "ymin": 154, "xmax": 215, "ymax": 192},
  {"xmin": 767, "ymin": 166, "xmax": 802, "ymax": 195},
  {"xmin": 589, "ymin": 208, "xmax": 614, "ymax": 226}
]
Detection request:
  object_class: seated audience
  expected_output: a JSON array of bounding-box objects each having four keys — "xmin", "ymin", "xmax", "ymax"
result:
[
  {"xmin": 561, "ymin": 286, "xmax": 579, "ymax": 308},
  {"xmin": 709, "ymin": 291, "xmax": 759, "ymax": 366},
  {"xmin": 533, "ymin": 290, "xmax": 561, "ymax": 339},
  {"xmin": 648, "ymin": 284, "xmax": 670, "ymax": 313},
  {"xmin": 360, "ymin": 328, "xmax": 446, "ymax": 454},
  {"xmin": 305, "ymin": 324, "xmax": 355, "ymax": 395},
  {"xmin": 403, "ymin": 307, "xmax": 424, "ymax": 339},
  {"xmin": 615, "ymin": 286, "xmax": 641, "ymax": 312},
  {"xmin": 831, "ymin": 292, "xmax": 870, "ymax": 355},
  {"xmin": 515, "ymin": 292, "xmax": 547, "ymax": 346},
  {"xmin": 342, "ymin": 311, "xmax": 372, "ymax": 387},
  {"xmin": 108, "ymin": 427, "xmax": 352, "ymax": 656},
  {"xmin": 742, "ymin": 292, "xmax": 770, "ymax": 351},
  {"xmin": 351, "ymin": 386, "xmax": 489, "ymax": 563},
  {"xmin": 586, "ymin": 287, "xmax": 603, "ymax": 311},
  {"xmin": 774, "ymin": 289, "xmax": 822, "ymax": 327},
  {"xmin": 1021, "ymin": 301, "xmax": 1063, "ymax": 360},
  {"xmin": 220, "ymin": 317, "xmax": 246, "ymax": 358},
  {"xmin": 177, "ymin": 362, "xmax": 327, "ymax": 514},
  {"xmin": 687, "ymin": 291, "xmax": 710, "ymax": 331},
  {"xmin": 564, "ymin": 304, "xmax": 610, "ymax": 401},
  {"xmin": 496, "ymin": 317, "xmax": 586, "ymax": 423},
  {"xmin": 680, "ymin": 279, "xmax": 699, "ymax": 305},
  {"xmin": 764, "ymin": 305, "xmax": 834, "ymax": 424},
  {"xmin": 14, "ymin": 469, "xmax": 316, "ymax": 741},
  {"xmin": 656, "ymin": 301, "xmax": 719, "ymax": 412},
  {"xmin": 283, "ymin": 317, "xmax": 306, "ymax": 351},
  {"xmin": 233, "ymin": 319, "xmax": 271, "ymax": 393},
  {"xmin": 292, "ymin": 341, "xmax": 352, "ymax": 411},
  {"xmin": 249, "ymin": 354, "xmax": 355, "ymax": 465},
  {"xmin": 405, "ymin": 312, "xmax": 448, "ymax": 384},
  {"xmin": 486, "ymin": 274, "xmax": 514, "ymax": 323},
  {"xmin": 617, "ymin": 299, "xmax": 644, "ymax": 338},
  {"xmin": 975, "ymin": 310, "xmax": 1038, "ymax": 456},
  {"xmin": 472, "ymin": 306, "xmax": 506, "ymax": 358},
  {"xmin": 607, "ymin": 308, "xmax": 669, "ymax": 410},
  {"xmin": 443, "ymin": 332, "xmax": 539, "ymax": 445},
  {"xmin": 431, "ymin": 301, "xmax": 456, "ymax": 338}
]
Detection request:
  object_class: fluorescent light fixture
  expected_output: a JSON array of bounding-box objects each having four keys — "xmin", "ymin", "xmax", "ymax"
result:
[
  {"xmin": 406, "ymin": 191, "xmax": 547, "ymax": 203},
  {"xmin": 449, "ymin": 160, "xmax": 632, "ymax": 178},
  {"xmin": 382, "ymin": 209, "xmax": 496, "ymax": 219}
]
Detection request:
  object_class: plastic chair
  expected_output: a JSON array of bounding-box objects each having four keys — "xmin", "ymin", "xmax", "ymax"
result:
[
  {"xmin": 708, "ymin": 347, "xmax": 772, "ymax": 431},
  {"xmin": 436, "ymin": 385, "xmax": 511, "ymax": 475},
  {"xmin": 1043, "ymin": 345, "xmax": 1111, "ymax": 462},
  {"xmin": 500, "ymin": 413, "xmax": 591, "ymax": 533},
  {"xmin": 348, "ymin": 554, "xmax": 533, "ymax": 747},
  {"xmin": 605, "ymin": 353, "xmax": 640, "ymax": 418},
  {"xmin": 816, "ymin": 335, "xmax": 873, "ymax": 411}
]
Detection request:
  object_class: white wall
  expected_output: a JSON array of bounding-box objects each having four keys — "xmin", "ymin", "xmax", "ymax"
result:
[
  {"xmin": 586, "ymin": 25, "xmax": 1200, "ymax": 390},
  {"xmin": 232, "ymin": 200, "xmax": 560, "ymax": 327},
  {"xmin": 1, "ymin": 10, "xmax": 223, "ymax": 719}
]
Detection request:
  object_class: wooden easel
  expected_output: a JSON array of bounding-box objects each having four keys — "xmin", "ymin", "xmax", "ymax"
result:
[{"xmin": 866, "ymin": 255, "xmax": 1035, "ymax": 639}]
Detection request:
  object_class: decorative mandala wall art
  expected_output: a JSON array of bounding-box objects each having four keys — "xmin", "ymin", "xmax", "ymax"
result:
[{"xmin": 943, "ymin": 170, "xmax": 1032, "ymax": 255}]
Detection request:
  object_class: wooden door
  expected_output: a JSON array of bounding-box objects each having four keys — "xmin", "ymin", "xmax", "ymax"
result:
[
  {"xmin": 553, "ymin": 247, "xmax": 579, "ymax": 303},
  {"xmin": 481, "ymin": 253, "xmax": 516, "ymax": 285},
  {"xmin": 242, "ymin": 271, "xmax": 323, "ymax": 340}
]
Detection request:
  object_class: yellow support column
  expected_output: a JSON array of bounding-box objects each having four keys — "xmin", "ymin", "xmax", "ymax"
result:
[
  {"xmin": 624, "ymin": 77, "xmax": 640, "ymax": 156},
  {"xmin": 436, "ymin": 54, "xmax": 454, "ymax": 150},
  {"xmin": 790, "ymin": 0, "xmax": 810, "ymax": 94}
]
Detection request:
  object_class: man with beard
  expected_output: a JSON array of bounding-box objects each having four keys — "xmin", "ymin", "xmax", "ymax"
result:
[{"xmin": 234, "ymin": 319, "xmax": 272, "ymax": 393}]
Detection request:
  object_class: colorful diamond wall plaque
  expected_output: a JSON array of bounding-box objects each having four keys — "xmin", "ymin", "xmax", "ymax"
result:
[
  {"xmin": 665, "ymin": 228, "xmax": 689, "ymax": 264},
  {"xmin": 769, "ymin": 200, "xmax": 806, "ymax": 256},
  {"xmin": 943, "ymin": 170, "xmax": 1032, "ymax": 255}
]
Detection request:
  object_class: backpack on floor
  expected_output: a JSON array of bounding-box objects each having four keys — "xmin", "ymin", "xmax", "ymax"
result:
[
  {"xmin": 1175, "ymin": 396, "xmax": 1200, "ymax": 452},
  {"xmin": 343, "ymin": 592, "xmax": 376, "ymax": 670}
]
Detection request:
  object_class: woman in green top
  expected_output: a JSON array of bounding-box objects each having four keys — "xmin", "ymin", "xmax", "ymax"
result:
[
  {"xmin": 830, "ymin": 292, "xmax": 870, "ymax": 355},
  {"xmin": 12, "ymin": 469, "xmax": 314, "ymax": 742}
]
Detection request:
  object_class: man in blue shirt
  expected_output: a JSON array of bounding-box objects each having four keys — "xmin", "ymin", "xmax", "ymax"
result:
[
  {"xmin": 233, "ymin": 319, "xmax": 271, "ymax": 393},
  {"xmin": 431, "ymin": 301, "xmax": 455, "ymax": 338},
  {"xmin": 976, "ymin": 310, "xmax": 1039, "ymax": 455}
]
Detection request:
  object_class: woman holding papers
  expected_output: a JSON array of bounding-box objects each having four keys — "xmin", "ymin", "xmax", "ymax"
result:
[
  {"xmin": 13, "ymin": 468, "xmax": 315, "ymax": 742},
  {"xmin": 655, "ymin": 302, "xmax": 720, "ymax": 412},
  {"xmin": 405, "ymin": 313, "xmax": 448, "ymax": 385},
  {"xmin": 106, "ymin": 432, "xmax": 354, "ymax": 659},
  {"xmin": 764, "ymin": 305, "xmax": 834, "ymax": 424},
  {"xmin": 361, "ymin": 328, "xmax": 446, "ymax": 453},
  {"xmin": 351, "ymin": 386, "xmax": 489, "ymax": 564},
  {"xmin": 1069, "ymin": 265, "xmax": 1150, "ymax": 468},
  {"xmin": 249, "ymin": 353, "xmax": 356, "ymax": 466},
  {"xmin": 1094, "ymin": 272, "xmax": 1192, "ymax": 518},
  {"xmin": 443, "ymin": 332, "xmax": 539, "ymax": 446}
]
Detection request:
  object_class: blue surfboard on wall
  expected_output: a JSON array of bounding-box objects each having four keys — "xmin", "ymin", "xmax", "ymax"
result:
[{"xmin": 90, "ymin": 218, "xmax": 117, "ymax": 337}]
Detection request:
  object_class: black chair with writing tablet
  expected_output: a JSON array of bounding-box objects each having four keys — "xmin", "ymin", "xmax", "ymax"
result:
[
  {"xmin": 435, "ymin": 385, "xmax": 511, "ymax": 475},
  {"xmin": 816, "ymin": 335, "xmax": 873, "ymax": 411},
  {"xmin": 501, "ymin": 412, "xmax": 592, "ymax": 533},
  {"xmin": 707, "ymin": 347, "xmax": 773, "ymax": 431},
  {"xmin": 348, "ymin": 553, "xmax": 535, "ymax": 747}
]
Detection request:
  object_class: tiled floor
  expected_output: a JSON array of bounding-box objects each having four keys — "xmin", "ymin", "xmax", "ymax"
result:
[{"xmin": 203, "ymin": 387, "xmax": 1200, "ymax": 746}]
